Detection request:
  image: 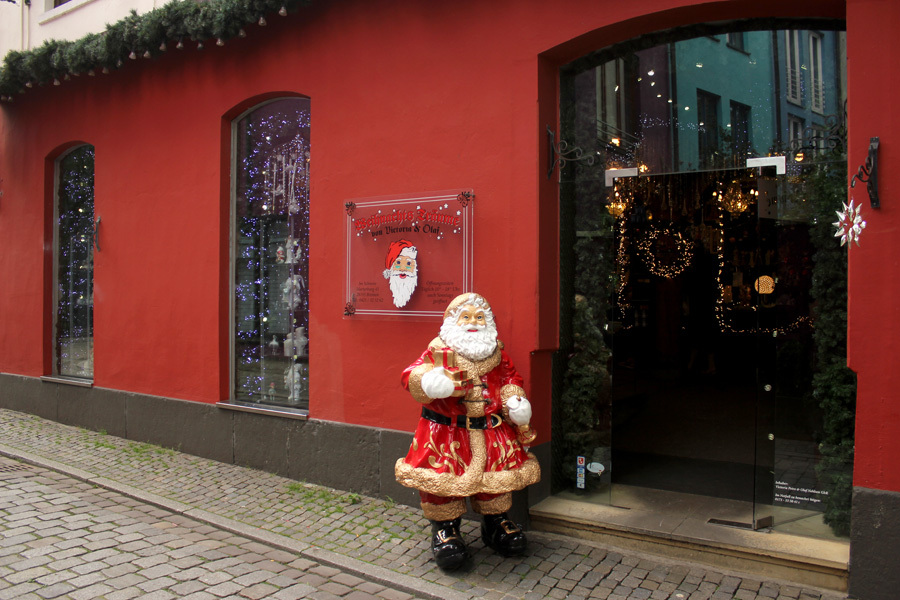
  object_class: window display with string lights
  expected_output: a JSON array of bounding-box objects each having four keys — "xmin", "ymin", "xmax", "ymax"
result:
[
  {"xmin": 55, "ymin": 145, "xmax": 95, "ymax": 380},
  {"xmin": 232, "ymin": 98, "xmax": 310, "ymax": 410}
]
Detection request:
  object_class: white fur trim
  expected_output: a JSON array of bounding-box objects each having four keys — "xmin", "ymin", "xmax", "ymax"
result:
[
  {"xmin": 506, "ymin": 396, "xmax": 532, "ymax": 426},
  {"xmin": 399, "ymin": 246, "xmax": 417, "ymax": 259},
  {"xmin": 420, "ymin": 367, "xmax": 455, "ymax": 399}
]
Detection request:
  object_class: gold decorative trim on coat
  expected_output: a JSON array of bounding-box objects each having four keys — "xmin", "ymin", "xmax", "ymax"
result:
[
  {"xmin": 500, "ymin": 384, "xmax": 527, "ymax": 420},
  {"xmin": 471, "ymin": 493, "xmax": 512, "ymax": 515},
  {"xmin": 395, "ymin": 429, "xmax": 541, "ymax": 497},
  {"xmin": 421, "ymin": 499, "xmax": 467, "ymax": 521},
  {"xmin": 407, "ymin": 363, "xmax": 435, "ymax": 404}
]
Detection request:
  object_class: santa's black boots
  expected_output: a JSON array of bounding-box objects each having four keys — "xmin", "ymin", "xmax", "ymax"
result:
[
  {"xmin": 481, "ymin": 512, "xmax": 527, "ymax": 557},
  {"xmin": 430, "ymin": 518, "xmax": 469, "ymax": 570}
]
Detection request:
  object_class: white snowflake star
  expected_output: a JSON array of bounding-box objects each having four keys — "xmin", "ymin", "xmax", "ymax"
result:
[{"xmin": 833, "ymin": 198, "xmax": 866, "ymax": 246}]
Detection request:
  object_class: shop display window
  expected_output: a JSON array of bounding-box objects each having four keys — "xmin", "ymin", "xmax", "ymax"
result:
[
  {"xmin": 231, "ymin": 98, "xmax": 310, "ymax": 411},
  {"xmin": 54, "ymin": 144, "xmax": 95, "ymax": 380}
]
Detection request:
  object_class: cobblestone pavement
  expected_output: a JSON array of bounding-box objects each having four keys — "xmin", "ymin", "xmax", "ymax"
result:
[
  {"xmin": 0, "ymin": 408, "xmax": 848, "ymax": 600},
  {"xmin": 0, "ymin": 456, "xmax": 427, "ymax": 600}
]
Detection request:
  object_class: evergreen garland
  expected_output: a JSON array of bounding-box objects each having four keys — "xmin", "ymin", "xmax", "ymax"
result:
[
  {"xmin": 556, "ymin": 167, "xmax": 615, "ymax": 490},
  {"xmin": 0, "ymin": 0, "xmax": 312, "ymax": 101},
  {"xmin": 806, "ymin": 156, "xmax": 856, "ymax": 537}
]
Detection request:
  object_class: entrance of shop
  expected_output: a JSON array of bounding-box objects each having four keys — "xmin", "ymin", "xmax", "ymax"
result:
[
  {"xmin": 547, "ymin": 23, "xmax": 854, "ymax": 547},
  {"xmin": 604, "ymin": 164, "xmax": 804, "ymax": 530}
]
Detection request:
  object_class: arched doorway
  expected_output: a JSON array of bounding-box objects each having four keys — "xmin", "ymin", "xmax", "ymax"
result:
[{"xmin": 551, "ymin": 21, "xmax": 854, "ymax": 543}]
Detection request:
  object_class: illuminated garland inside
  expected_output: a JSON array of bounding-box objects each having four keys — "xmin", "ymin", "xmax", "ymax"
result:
[
  {"xmin": 615, "ymin": 217, "xmax": 631, "ymax": 315},
  {"xmin": 0, "ymin": 0, "xmax": 313, "ymax": 101},
  {"xmin": 713, "ymin": 193, "xmax": 810, "ymax": 335},
  {"xmin": 635, "ymin": 224, "xmax": 694, "ymax": 279}
]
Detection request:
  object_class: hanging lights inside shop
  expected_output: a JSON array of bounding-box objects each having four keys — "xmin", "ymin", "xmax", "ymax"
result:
[
  {"xmin": 636, "ymin": 224, "xmax": 694, "ymax": 279},
  {"xmin": 607, "ymin": 181, "xmax": 632, "ymax": 218},
  {"xmin": 716, "ymin": 179, "xmax": 759, "ymax": 215}
]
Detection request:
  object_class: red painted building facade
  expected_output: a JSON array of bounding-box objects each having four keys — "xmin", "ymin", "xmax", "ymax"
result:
[{"xmin": 1, "ymin": 1, "xmax": 898, "ymax": 597}]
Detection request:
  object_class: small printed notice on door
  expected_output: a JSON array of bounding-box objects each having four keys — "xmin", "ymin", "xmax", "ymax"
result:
[{"xmin": 344, "ymin": 190, "xmax": 474, "ymax": 319}]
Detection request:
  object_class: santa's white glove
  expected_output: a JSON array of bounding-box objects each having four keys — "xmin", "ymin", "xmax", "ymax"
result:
[
  {"xmin": 506, "ymin": 396, "xmax": 532, "ymax": 426},
  {"xmin": 420, "ymin": 367, "xmax": 455, "ymax": 399}
]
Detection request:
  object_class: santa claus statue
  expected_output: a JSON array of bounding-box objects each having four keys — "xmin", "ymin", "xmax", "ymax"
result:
[
  {"xmin": 383, "ymin": 239, "xmax": 418, "ymax": 308},
  {"xmin": 395, "ymin": 292, "xmax": 540, "ymax": 570}
]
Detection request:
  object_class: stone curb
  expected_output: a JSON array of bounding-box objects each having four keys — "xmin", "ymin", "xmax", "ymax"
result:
[{"xmin": 0, "ymin": 441, "xmax": 470, "ymax": 600}]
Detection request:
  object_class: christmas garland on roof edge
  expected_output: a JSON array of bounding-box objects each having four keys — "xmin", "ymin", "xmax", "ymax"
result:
[{"xmin": 0, "ymin": 0, "xmax": 312, "ymax": 101}]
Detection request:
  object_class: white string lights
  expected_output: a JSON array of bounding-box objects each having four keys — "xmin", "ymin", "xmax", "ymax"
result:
[
  {"xmin": 712, "ymin": 182, "xmax": 810, "ymax": 335},
  {"xmin": 636, "ymin": 224, "xmax": 694, "ymax": 279}
]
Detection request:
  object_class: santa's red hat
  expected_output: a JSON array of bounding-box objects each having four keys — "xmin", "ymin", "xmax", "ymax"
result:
[{"xmin": 383, "ymin": 239, "xmax": 417, "ymax": 278}]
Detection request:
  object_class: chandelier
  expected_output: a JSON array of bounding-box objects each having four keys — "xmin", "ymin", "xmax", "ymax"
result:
[
  {"xmin": 607, "ymin": 182, "xmax": 632, "ymax": 218},
  {"xmin": 716, "ymin": 179, "xmax": 758, "ymax": 215}
]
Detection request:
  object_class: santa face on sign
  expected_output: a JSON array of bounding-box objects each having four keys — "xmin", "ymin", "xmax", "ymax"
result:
[{"xmin": 383, "ymin": 239, "xmax": 418, "ymax": 308}]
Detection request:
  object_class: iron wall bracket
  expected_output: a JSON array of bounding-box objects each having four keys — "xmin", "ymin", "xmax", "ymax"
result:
[
  {"xmin": 547, "ymin": 126, "xmax": 594, "ymax": 179},
  {"xmin": 851, "ymin": 137, "xmax": 879, "ymax": 209}
]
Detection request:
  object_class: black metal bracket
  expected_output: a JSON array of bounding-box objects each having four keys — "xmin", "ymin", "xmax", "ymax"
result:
[
  {"xmin": 547, "ymin": 125, "xmax": 594, "ymax": 179},
  {"xmin": 456, "ymin": 191, "xmax": 474, "ymax": 207},
  {"xmin": 850, "ymin": 137, "xmax": 879, "ymax": 209},
  {"xmin": 92, "ymin": 216, "xmax": 101, "ymax": 252},
  {"xmin": 344, "ymin": 202, "xmax": 356, "ymax": 216},
  {"xmin": 788, "ymin": 100, "xmax": 847, "ymax": 161}
]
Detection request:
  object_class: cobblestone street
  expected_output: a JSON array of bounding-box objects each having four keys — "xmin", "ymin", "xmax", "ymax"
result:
[
  {"xmin": 0, "ymin": 409, "xmax": 849, "ymax": 600},
  {"xmin": 0, "ymin": 456, "xmax": 425, "ymax": 600}
]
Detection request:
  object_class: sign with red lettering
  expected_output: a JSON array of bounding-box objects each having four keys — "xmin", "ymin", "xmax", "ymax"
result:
[{"xmin": 344, "ymin": 190, "xmax": 474, "ymax": 319}]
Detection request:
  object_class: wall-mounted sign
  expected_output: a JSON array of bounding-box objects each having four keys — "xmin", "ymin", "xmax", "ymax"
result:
[{"xmin": 344, "ymin": 190, "xmax": 473, "ymax": 319}]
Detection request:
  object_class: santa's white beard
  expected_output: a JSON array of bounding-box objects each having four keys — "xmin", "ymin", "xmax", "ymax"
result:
[
  {"xmin": 440, "ymin": 320, "xmax": 498, "ymax": 361},
  {"xmin": 389, "ymin": 271, "xmax": 417, "ymax": 308}
]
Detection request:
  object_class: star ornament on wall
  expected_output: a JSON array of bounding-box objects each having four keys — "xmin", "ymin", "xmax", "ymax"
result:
[{"xmin": 833, "ymin": 198, "xmax": 867, "ymax": 246}]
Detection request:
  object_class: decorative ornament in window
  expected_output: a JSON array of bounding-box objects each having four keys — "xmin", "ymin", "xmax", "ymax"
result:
[
  {"xmin": 833, "ymin": 198, "xmax": 866, "ymax": 247},
  {"xmin": 636, "ymin": 225, "xmax": 694, "ymax": 279}
]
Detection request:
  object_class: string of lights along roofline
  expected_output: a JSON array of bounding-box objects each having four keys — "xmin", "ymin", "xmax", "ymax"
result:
[{"xmin": 0, "ymin": 0, "xmax": 313, "ymax": 102}]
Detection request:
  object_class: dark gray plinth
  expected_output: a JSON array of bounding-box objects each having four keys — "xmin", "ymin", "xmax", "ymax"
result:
[
  {"xmin": 127, "ymin": 393, "xmax": 235, "ymax": 463},
  {"xmin": 849, "ymin": 486, "xmax": 900, "ymax": 600},
  {"xmin": 0, "ymin": 374, "xmax": 547, "ymax": 516},
  {"xmin": 288, "ymin": 419, "xmax": 383, "ymax": 496},
  {"xmin": 57, "ymin": 385, "xmax": 128, "ymax": 438},
  {"xmin": 0, "ymin": 374, "xmax": 57, "ymax": 420},
  {"xmin": 379, "ymin": 429, "xmax": 422, "ymax": 508},
  {"xmin": 233, "ymin": 409, "xmax": 299, "ymax": 477}
]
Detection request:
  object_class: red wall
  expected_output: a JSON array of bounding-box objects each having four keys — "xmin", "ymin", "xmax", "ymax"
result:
[
  {"xmin": 14, "ymin": 0, "xmax": 900, "ymax": 493},
  {"xmin": 845, "ymin": 0, "xmax": 900, "ymax": 493}
]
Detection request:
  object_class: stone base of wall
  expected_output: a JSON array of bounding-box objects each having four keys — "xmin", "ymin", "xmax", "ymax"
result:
[
  {"xmin": 0, "ymin": 373, "xmax": 548, "ymax": 523},
  {"xmin": 850, "ymin": 485, "xmax": 900, "ymax": 600}
]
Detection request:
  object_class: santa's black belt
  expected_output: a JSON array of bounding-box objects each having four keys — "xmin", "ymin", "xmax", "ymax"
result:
[{"xmin": 421, "ymin": 407, "xmax": 502, "ymax": 430}]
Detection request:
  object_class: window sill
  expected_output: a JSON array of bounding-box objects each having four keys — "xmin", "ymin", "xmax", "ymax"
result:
[
  {"xmin": 216, "ymin": 401, "xmax": 308, "ymax": 420},
  {"xmin": 39, "ymin": 0, "xmax": 100, "ymax": 26},
  {"xmin": 40, "ymin": 375, "xmax": 93, "ymax": 388},
  {"xmin": 726, "ymin": 44, "xmax": 750, "ymax": 56}
]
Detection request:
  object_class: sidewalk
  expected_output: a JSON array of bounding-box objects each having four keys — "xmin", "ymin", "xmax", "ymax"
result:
[{"xmin": 0, "ymin": 408, "xmax": 847, "ymax": 600}]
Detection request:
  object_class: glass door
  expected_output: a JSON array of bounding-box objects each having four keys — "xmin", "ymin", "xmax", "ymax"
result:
[{"xmin": 554, "ymin": 25, "xmax": 853, "ymax": 540}]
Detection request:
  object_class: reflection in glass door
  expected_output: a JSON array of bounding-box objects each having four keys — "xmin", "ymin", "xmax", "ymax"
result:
[{"xmin": 554, "ymin": 24, "xmax": 854, "ymax": 540}]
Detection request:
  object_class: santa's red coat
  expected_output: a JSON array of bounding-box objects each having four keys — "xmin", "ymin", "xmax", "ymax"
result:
[{"xmin": 395, "ymin": 338, "xmax": 541, "ymax": 498}]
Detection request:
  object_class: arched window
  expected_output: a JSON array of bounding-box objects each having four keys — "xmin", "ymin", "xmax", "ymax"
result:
[
  {"xmin": 54, "ymin": 144, "xmax": 95, "ymax": 379},
  {"xmin": 231, "ymin": 97, "xmax": 310, "ymax": 411}
]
